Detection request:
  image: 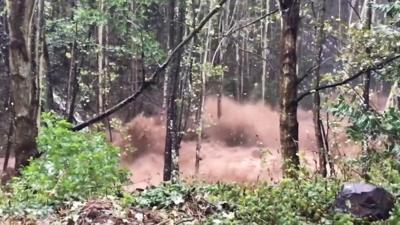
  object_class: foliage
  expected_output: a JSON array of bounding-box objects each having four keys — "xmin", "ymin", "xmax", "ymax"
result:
[
  {"xmin": 133, "ymin": 181, "xmax": 192, "ymax": 208},
  {"xmin": 46, "ymin": 0, "xmax": 164, "ymax": 62},
  {"xmin": 332, "ymin": 96, "xmax": 400, "ymax": 155},
  {"xmin": 0, "ymin": 113, "xmax": 128, "ymax": 216},
  {"xmin": 4, "ymin": 158, "xmax": 400, "ymax": 224},
  {"xmin": 126, "ymin": 171, "xmax": 400, "ymax": 225},
  {"xmin": 204, "ymin": 177, "xmax": 348, "ymax": 225}
]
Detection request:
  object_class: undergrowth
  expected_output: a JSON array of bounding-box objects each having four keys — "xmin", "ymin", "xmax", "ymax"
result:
[{"xmin": 0, "ymin": 113, "xmax": 129, "ymax": 217}]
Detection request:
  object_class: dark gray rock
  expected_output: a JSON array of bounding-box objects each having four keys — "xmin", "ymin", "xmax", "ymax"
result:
[{"xmin": 334, "ymin": 183, "xmax": 395, "ymax": 221}]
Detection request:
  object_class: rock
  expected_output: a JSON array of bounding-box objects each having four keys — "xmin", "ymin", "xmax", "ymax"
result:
[{"xmin": 334, "ymin": 183, "xmax": 395, "ymax": 221}]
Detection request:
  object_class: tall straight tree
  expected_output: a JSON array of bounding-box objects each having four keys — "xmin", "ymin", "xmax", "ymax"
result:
[
  {"xmin": 361, "ymin": 0, "xmax": 373, "ymax": 179},
  {"xmin": 6, "ymin": 0, "xmax": 40, "ymax": 170},
  {"xmin": 261, "ymin": 0, "xmax": 271, "ymax": 103},
  {"xmin": 278, "ymin": 0, "xmax": 301, "ymax": 176},
  {"xmin": 312, "ymin": 0, "xmax": 328, "ymax": 177},
  {"xmin": 98, "ymin": 0, "xmax": 106, "ymax": 114},
  {"xmin": 0, "ymin": 4, "xmax": 13, "ymax": 172},
  {"xmin": 163, "ymin": 0, "xmax": 186, "ymax": 181}
]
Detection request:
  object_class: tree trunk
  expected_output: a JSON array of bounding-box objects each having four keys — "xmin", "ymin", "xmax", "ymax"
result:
[
  {"xmin": 0, "ymin": 6, "xmax": 12, "ymax": 172},
  {"xmin": 349, "ymin": 0, "xmax": 359, "ymax": 25},
  {"xmin": 278, "ymin": 0, "xmax": 300, "ymax": 176},
  {"xmin": 235, "ymin": 43, "xmax": 241, "ymax": 101},
  {"xmin": 35, "ymin": 0, "xmax": 50, "ymax": 114},
  {"xmin": 7, "ymin": 0, "xmax": 40, "ymax": 170},
  {"xmin": 42, "ymin": 37, "xmax": 53, "ymax": 111},
  {"xmin": 312, "ymin": 0, "xmax": 327, "ymax": 177},
  {"xmin": 261, "ymin": 0, "xmax": 270, "ymax": 103},
  {"xmin": 163, "ymin": 0, "xmax": 186, "ymax": 182},
  {"xmin": 217, "ymin": 0, "xmax": 230, "ymax": 118},
  {"xmin": 66, "ymin": 26, "xmax": 79, "ymax": 123},
  {"xmin": 98, "ymin": 0, "xmax": 105, "ymax": 114},
  {"xmin": 195, "ymin": 2, "xmax": 212, "ymax": 175},
  {"xmin": 64, "ymin": 1, "xmax": 79, "ymax": 123},
  {"xmin": 361, "ymin": 0, "xmax": 372, "ymax": 180}
]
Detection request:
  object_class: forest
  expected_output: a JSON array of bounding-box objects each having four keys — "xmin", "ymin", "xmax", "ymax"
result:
[{"xmin": 1, "ymin": 0, "xmax": 400, "ymax": 224}]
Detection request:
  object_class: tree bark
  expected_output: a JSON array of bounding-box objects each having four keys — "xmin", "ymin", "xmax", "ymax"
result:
[
  {"xmin": 361, "ymin": 0, "xmax": 372, "ymax": 180},
  {"xmin": 66, "ymin": 25, "xmax": 79, "ymax": 123},
  {"xmin": 7, "ymin": 0, "xmax": 40, "ymax": 170},
  {"xmin": 312, "ymin": 0, "xmax": 327, "ymax": 177},
  {"xmin": 163, "ymin": 0, "xmax": 186, "ymax": 182},
  {"xmin": 216, "ymin": 0, "xmax": 232, "ymax": 118},
  {"xmin": 261, "ymin": 0, "xmax": 271, "ymax": 103},
  {"xmin": 195, "ymin": 1, "xmax": 212, "ymax": 175},
  {"xmin": 98, "ymin": 0, "xmax": 106, "ymax": 114},
  {"xmin": 278, "ymin": 0, "xmax": 301, "ymax": 176},
  {"xmin": 64, "ymin": 2, "xmax": 79, "ymax": 123},
  {"xmin": 35, "ymin": 0, "xmax": 44, "ymax": 113},
  {"xmin": 0, "ymin": 6, "xmax": 12, "ymax": 172}
]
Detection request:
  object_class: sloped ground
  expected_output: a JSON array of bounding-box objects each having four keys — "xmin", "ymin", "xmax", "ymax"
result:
[{"xmin": 1, "ymin": 191, "xmax": 223, "ymax": 225}]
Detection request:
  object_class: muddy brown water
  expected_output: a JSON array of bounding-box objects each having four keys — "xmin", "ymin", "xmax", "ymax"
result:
[
  {"xmin": 2, "ymin": 96, "xmax": 378, "ymax": 189},
  {"xmin": 115, "ymin": 97, "xmax": 361, "ymax": 189}
]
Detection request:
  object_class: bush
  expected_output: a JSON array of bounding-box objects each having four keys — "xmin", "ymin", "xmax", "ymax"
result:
[
  {"xmin": 203, "ymin": 177, "xmax": 368, "ymax": 225},
  {"xmin": 2, "ymin": 113, "xmax": 128, "ymax": 215},
  {"xmin": 134, "ymin": 181, "xmax": 192, "ymax": 208}
]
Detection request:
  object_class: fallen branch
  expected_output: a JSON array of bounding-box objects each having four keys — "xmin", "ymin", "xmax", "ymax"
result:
[
  {"xmin": 296, "ymin": 55, "xmax": 400, "ymax": 103},
  {"xmin": 72, "ymin": 0, "xmax": 228, "ymax": 131}
]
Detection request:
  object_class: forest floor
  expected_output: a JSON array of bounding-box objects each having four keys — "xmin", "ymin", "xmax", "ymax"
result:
[{"xmin": 1, "ymin": 197, "xmax": 215, "ymax": 225}]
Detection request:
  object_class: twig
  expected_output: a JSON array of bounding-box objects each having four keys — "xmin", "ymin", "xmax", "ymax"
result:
[{"xmin": 175, "ymin": 218, "xmax": 195, "ymax": 225}]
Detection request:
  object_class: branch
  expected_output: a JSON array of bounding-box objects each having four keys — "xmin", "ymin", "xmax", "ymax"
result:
[
  {"xmin": 296, "ymin": 55, "xmax": 400, "ymax": 103},
  {"xmin": 224, "ymin": 9, "xmax": 279, "ymax": 36},
  {"xmin": 297, "ymin": 57, "xmax": 332, "ymax": 85},
  {"xmin": 344, "ymin": 0, "xmax": 361, "ymax": 21},
  {"xmin": 72, "ymin": 0, "xmax": 228, "ymax": 131},
  {"xmin": 212, "ymin": 8, "xmax": 279, "ymax": 63}
]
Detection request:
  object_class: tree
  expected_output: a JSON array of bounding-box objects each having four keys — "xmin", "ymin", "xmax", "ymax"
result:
[
  {"xmin": 7, "ymin": 0, "xmax": 40, "ymax": 170},
  {"xmin": 261, "ymin": 0, "xmax": 271, "ymax": 104},
  {"xmin": 0, "ymin": 3, "xmax": 13, "ymax": 172},
  {"xmin": 312, "ymin": 0, "xmax": 328, "ymax": 177},
  {"xmin": 278, "ymin": 0, "xmax": 301, "ymax": 176},
  {"xmin": 35, "ymin": 0, "xmax": 51, "ymax": 113},
  {"xmin": 361, "ymin": 0, "xmax": 373, "ymax": 180},
  {"xmin": 163, "ymin": 0, "xmax": 187, "ymax": 182}
]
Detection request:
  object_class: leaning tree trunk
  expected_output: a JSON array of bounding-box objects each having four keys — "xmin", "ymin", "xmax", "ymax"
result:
[
  {"xmin": 278, "ymin": 0, "xmax": 301, "ymax": 177},
  {"xmin": 7, "ymin": 0, "xmax": 40, "ymax": 170}
]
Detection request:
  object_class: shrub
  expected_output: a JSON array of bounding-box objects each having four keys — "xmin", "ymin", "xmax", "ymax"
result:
[
  {"xmin": 134, "ymin": 181, "xmax": 192, "ymax": 208},
  {"xmin": 3, "ymin": 113, "xmax": 128, "ymax": 215}
]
